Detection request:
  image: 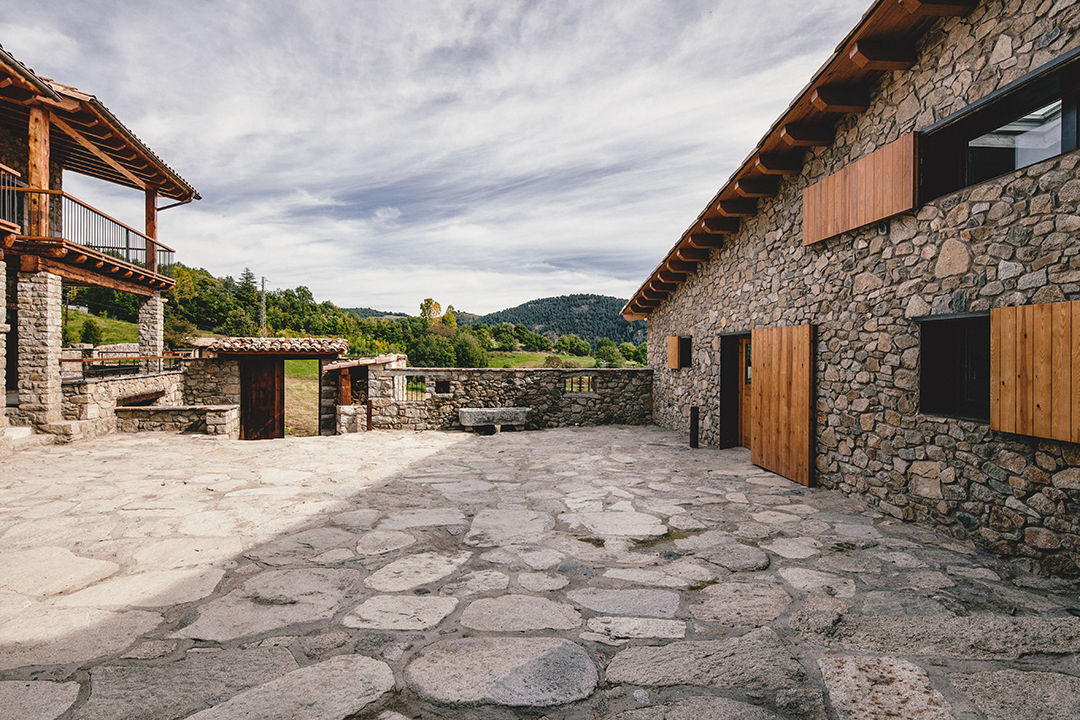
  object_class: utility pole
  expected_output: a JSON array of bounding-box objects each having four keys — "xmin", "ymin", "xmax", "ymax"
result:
[{"xmin": 260, "ymin": 277, "xmax": 267, "ymax": 337}]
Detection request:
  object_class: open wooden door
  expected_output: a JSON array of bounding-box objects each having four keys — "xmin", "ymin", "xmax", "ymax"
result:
[
  {"xmin": 240, "ymin": 358, "xmax": 284, "ymax": 440},
  {"xmin": 751, "ymin": 324, "xmax": 814, "ymax": 486},
  {"xmin": 738, "ymin": 336, "xmax": 752, "ymax": 447}
]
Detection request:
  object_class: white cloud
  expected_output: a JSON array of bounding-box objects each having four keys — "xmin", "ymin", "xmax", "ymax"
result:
[{"xmin": 3, "ymin": 0, "xmax": 868, "ymax": 314}]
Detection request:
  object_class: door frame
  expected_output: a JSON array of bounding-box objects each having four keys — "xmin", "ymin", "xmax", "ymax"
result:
[
  {"xmin": 239, "ymin": 357, "xmax": 285, "ymax": 440},
  {"xmin": 718, "ymin": 331, "xmax": 752, "ymax": 448}
]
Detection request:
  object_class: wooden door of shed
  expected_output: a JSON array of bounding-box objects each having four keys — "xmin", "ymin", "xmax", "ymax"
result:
[
  {"xmin": 240, "ymin": 358, "xmax": 284, "ymax": 440},
  {"xmin": 751, "ymin": 324, "xmax": 814, "ymax": 486}
]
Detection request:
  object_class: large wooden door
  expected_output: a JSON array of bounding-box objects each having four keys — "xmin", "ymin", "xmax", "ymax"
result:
[
  {"xmin": 737, "ymin": 336, "xmax": 752, "ymax": 447},
  {"xmin": 751, "ymin": 324, "xmax": 814, "ymax": 486},
  {"xmin": 240, "ymin": 358, "xmax": 284, "ymax": 440}
]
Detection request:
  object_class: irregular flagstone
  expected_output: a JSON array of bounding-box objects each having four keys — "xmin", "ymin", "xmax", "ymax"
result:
[
  {"xmin": 699, "ymin": 542, "xmax": 770, "ymax": 572},
  {"xmin": 559, "ymin": 511, "xmax": 666, "ymax": 537},
  {"xmin": 690, "ymin": 582, "xmax": 791, "ymax": 626},
  {"xmin": 54, "ymin": 568, "xmax": 223, "ymax": 608},
  {"xmin": 440, "ymin": 569, "xmax": 510, "ymax": 595},
  {"xmin": 404, "ymin": 637, "xmax": 598, "ymax": 707},
  {"xmin": 364, "ymin": 551, "xmax": 471, "ymax": 592},
  {"xmin": 460, "ymin": 594, "xmax": 581, "ymax": 631},
  {"xmin": 133, "ymin": 537, "xmax": 245, "ymax": 569},
  {"xmin": 762, "ymin": 536, "xmax": 823, "ymax": 559},
  {"xmin": 779, "ymin": 567, "xmax": 856, "ymax": 598},
  {"xmin": 250, "ymin": 527, "xmax": 356, "ymax": 565},
  {"xmin": 605, "ymin": 628, "xmax": 805, "ymax": 690},
  {"xmin": 186, "ymin": 654, "xmax": 393, "ymax": 720},
  {"xmin": 567, "ymin": 588, "xmax": 680, "ymax": 618},
  {"xmin": 518, "ymin": 548, "xmax": 564, "ymax": 570},
  {"xmin": 77, "ymin": 647, "xmax": 298, "ymax": 720},
  {"xmin": 585, "ymin": 616, "xmax": 686, "ymax": 639},
  {"xmin": 0, "ymin": 546, "xmax": 119, "ymax": 596},
  {"xmin": 331, "ymin": 509, "xmax": 380, "ymax": 528},
  {"xmin": 949, "ymin": 669, "xmax": 1080, "ymax": 720},
  {"xmin": 354, "ymin": 530, "xmax": 416, "ymax": 556},
  {"xmin": 378, "ymin": 508, "xmax": 465, "ymax": 530},
  {"xmin": 0, "ymin": 680, "xmax": 79, "ymax": 720},
  {"xmin": 464, "ymin": 509, "xmax": 554, "ymax": 546},
  {"xmin": 343, "ymin": 595, "xmax": 458, "ymax": 630},
  {"xmin": 518, "ymin": 572, "xmax": 569, "ymax": 591},
  {"xmin": 603, "ymin": 568, "xmax": 689, "ymax": 587},
  {"xmin": 819, "ymin": 656, "xmax": 952, "ymax": 720},
  {"xmin": 610, "ymin": 696, "xmax": 784, "ymax": 720},
  {"xmin": 750, "ymin": 510, "xmax": 801, "ymax": 524},
  {"xmin": 859, "ymin": 591, "xmax": 953, "ymax": 616},
  {"xmin": 673, "ymin": 529, "xmax": 737, "ymax": 552},
  {"xmin": 0, "ymin": 606, "xmax": 161, "ymax": 670},
  {"xmin": 171, "ymin": 569, "xmax": 364, "ymax": 642}
]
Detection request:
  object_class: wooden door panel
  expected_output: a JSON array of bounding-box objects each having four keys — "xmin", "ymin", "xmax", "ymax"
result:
[
  {"xmin": 751, "ymin": 324, "xmax": 814, "ymax": 486},
  {"xmin": 738, "ymin": 336, "xmax": 752, "ymax": 447},
  {"xmin": 240, "ymin": 358, "xmax": 284, "ymax": 440}
]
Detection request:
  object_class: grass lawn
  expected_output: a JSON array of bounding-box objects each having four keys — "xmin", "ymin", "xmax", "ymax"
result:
[
  {"xmin": 63, "ymin": 309, "xmax": 139, "ymax": 345},
  {"xmin": 285, "ymin": 359, "xmax": 320, "ymax": 436},
  {"xmin": 487, "ymin": 351, "xmax": 593, "ymax": 368}
]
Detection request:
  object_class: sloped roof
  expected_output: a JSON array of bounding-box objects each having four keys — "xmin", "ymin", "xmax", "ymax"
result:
[{"xmin": 207, "ymin": 337, "xmax": 349, "ymax": 356}]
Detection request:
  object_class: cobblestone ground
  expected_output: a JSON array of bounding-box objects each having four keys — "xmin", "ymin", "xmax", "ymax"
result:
[{"xmin": 1, "ymin": 426, "xmax": 1078, "ymax": 719}]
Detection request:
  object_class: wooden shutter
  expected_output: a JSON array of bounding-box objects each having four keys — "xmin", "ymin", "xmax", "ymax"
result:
[
  {"xmin": 751, "ymin": 324, "xmax": 814, "ymax": 486},
  {"xmin": 991, "ymin": 300, "xmax": 1080, "ymax": 442},
  {"xmin": 667, "ymin": 336, "xmax": 680, "ymax": 369},
  {"xmin": 802, "ymin": 133, "xmax": 917, "ymax": 246}
]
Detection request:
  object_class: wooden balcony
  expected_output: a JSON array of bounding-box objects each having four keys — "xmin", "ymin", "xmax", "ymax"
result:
[{"xmin": 1, "ymin": 188, "xmax": 175, "ymax": 295}]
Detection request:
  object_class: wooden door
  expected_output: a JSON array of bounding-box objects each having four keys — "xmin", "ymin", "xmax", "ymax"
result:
[
  {"xmin": 240, "ymin": 358, "xmax": 284, "ymax": 440},
  {"xmin": 737, "ymin": 336, "xmax": 752, "ymax": 447},
  {"xmin": 751, "ymin": 325, "xmax": 814, "ymax": 486}
]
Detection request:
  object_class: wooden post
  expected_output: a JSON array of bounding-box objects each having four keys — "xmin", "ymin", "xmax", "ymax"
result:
[
  {"xmin": 338, "ymin": 368, "xmax": 352, "ymax": 405},
  {"xmin": 144, "ymin": 188, "xmax": 158, "ymax": 273},
  {"xmin": 27, "ymin": 106, "xmax": 50, "ymax": 237}
]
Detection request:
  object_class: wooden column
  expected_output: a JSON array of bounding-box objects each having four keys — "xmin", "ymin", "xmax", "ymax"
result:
[
  {"xmin": 145, "ymin": 188, "xmax": 158, "ymax": 273},
  {"xmin": 338, "ymin": 368, "xmax": 352, "ymax": 405},
  {"xmin": 27, "ymin": 106, "xmax": 50, "ymax": 237}
]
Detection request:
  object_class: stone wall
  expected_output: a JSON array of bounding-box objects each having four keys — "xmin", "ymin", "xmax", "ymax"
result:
[
  {"xmin": 115, "ymin": 405, "xmax": 239, "ymax": 439},
  {"xmin": 16, "ymin": 270, "xmax": 62, "ymax": 428},
  {"xmin": 365, "ymin": 367, "xmax": 652, "ymax": 431},
  {"xmin": 320, "ymin": 356, "xmax": 405, "ymax": 436},
  {"xmin": 62, "ymin": 371, "xmax": 184, "ymax": 422},
  {"xmin": 646, "ymin": 1, "xmax": 1080, "ymax": 577},
  {"xmin": 0, "ymin": 258, "xmax": 7, "ymax": 456},
  {"xmin": 184, "ymin": 359, "xmax": 241, "ymax": 405}
]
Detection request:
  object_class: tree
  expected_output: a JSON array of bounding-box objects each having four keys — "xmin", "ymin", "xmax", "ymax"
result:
[
  {"xmin": 453, "ymin": 333, "xmax": 487, "ymax": 367},
  {"xmin": 420, "ymin": 298, "xmax": 441, "ymax": 324},
  {"xmin": 80, "ymin": 318, "xmax": 103, "ymax": 346},
  {"xmin": 555, "ymin": 334, "xmax": 590, "ymax": 357},
  {"xmin": 410, "ymin": 334, "xmax": 455, "ymax": 367},
  {"xmin": 441, "ymin": 305, "xmax": 457, "ymax": 330},
  {"xmin": 594, "ymin": 338, "xmax": 624, "ymax": 367}
]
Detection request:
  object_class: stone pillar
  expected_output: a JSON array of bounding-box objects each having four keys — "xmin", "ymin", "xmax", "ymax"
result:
[
  {"xmin": 16, "ymin": 270, "xmax": 62, "ymax": 428},
  {"xmin": 139, "ymin": 293, "xmax": 164, "ymax": 373},
  {"xmin": 0, "ymin": 258, "xmax": 8, "ymax": 453}
]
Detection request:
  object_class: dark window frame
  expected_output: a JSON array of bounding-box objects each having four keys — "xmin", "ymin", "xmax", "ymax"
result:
[
  {"xmin": 917, "ymin": 312, "xmax": 990, "ymax": 423},
  {"xmin": 919, "ymin": 46, "xmax": 1080, "ymax": 202},
  {"xmin": 434, "ymin": 379, "xmax": 451, "ymax": 395},
  {"xmin": 678, "ymin": 336, "xmax": 692, "ymax": 369}
]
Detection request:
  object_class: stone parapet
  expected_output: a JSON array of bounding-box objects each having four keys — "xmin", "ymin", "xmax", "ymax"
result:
[
  {"xmin": 115, "ymin": 405, "xmax": 240, "ymax": 439},
  {"xmin": 62, "ymin": 371, "xmax": 184, "ymax": 421}
]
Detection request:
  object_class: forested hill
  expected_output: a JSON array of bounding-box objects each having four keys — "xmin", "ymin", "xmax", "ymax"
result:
[
  {"xmin": 466, "ymin": 294, "xmax": 645, "ymax": 345},
  {"xmin": 343, "ymin": 307, "xmax": 409, "ymax": 319}
]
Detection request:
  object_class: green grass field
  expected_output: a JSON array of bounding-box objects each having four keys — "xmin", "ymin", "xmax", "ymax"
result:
[
  {"xmin": 63, "ymin": 309, "xmax": 139, "ymax": 345},
  {"xmin": 486, "ymin": 351, "xmax": 593, "ymax": 368}
]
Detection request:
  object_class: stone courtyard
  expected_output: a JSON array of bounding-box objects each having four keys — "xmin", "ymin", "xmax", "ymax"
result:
[{"xmin": 0, "ymin": 426, "xmax": 1078, "ymax": 720}]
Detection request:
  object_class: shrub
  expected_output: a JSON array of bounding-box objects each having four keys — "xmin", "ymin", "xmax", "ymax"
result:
[{"xmin": 80, "ymin": 319, "xmax": 103, "ymax": 346}]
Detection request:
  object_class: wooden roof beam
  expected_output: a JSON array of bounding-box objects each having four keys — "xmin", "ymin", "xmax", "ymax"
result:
[
  {"xmin": 674, "ymin": 245, "xmax": 709, "ymax": 262},
  {"xmin": 734, "ymin": 177, "xmax": 779, "ymax": 198},
  {"xmin": 665, "ymin": 259, "xmax": 697, "ymax": 274},
  {"xmin": 780, "ymin": 122, "xmax": 834, "ymax": 147},
  {"xmin": 811, "ymin": 85, "xmax": 870, "ymax": 114},
  {"xmin": 686, "ymin": 233, "xmax": 723, "ymax": 250},
  {"xmin": 51, "ymin": 114, "xmax": 147, "ymax": 189},
  {"xmin": 648, "ymin": 280, "xmax": 676, "ymax": 293},
  {"xmin": 755, "ymin": 152, "xmax": 803, "ymax": 176},
  {"xmin": 657, "ymin": 269, "xmax": 686, "ymax": 284},
  {"xmin": 849, "ymin": 39, "xmax": 916, "ymax": 71},
  {"xmin": 701, "ymin": 217, "xmax": 739, "ymax": 234},
  {"xmin": 640, "ymin": 288, "xmax": 667, "ymax": 302},
  {"xmin": 899, "ymin": 0, "xmax": 975, "ymax": 16},
  {"xmin": 709, "ymin": 199, "xmax": 757, "ymax": 218}
]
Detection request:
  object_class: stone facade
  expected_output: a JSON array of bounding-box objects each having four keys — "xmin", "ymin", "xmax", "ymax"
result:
[
  {"xmin": 15, "ymin": 271, "xmax": 62, "ymax": 428},
  {"xmin": 184, "ymin": 359, "xmax": 241, "ymax": 405},
  {"xmin": 115, "ymin": 405, "xmax": 239, "ymax": 439},
  {"xmin": 138, "ymin": 295, "xmax": 165, "ymax": 373},
  {"xmin": 361, "ymin": 367, "xmax": 652, "ymax": 432},
  {"xmin": 646, "ymin": 1, "xmax": 1080, "ymax": 576}
]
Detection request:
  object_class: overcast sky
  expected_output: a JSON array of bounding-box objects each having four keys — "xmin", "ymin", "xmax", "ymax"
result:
[{"xmin": 2, "ymin": 1, "xmax": 867, "ymax": 314}]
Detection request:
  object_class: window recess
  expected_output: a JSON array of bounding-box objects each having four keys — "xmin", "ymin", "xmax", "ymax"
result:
[
  {"xmin": 920, "ymin": 46, "xmax": 1080, "ymax": 202},
  {"xmin": 667, "ymin": 336, "xmax": 692, "ymax": 369},
  {"xmin": 918, "ymin": 313, "xmax": 990, "ymax": 422}
]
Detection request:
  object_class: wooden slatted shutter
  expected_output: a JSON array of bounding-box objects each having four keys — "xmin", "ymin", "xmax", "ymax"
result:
[
  {"xmin": 667, "ymin": 336, "xmax": 680, "ymax": 369},
  {"xmin": 751, "ymin": 324, "xmax": 814, "ymax": 486},
  {"xmin": 991, "ymin": 300, "xmax": 1080, "ymax": 443}
]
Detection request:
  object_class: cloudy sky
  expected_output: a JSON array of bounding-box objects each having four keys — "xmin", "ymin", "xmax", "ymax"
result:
[{"xmin": 3, "ymin": 1, "xmax": 867, "ymax": 314}]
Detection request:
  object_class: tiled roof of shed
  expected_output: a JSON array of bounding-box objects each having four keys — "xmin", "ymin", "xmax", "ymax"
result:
[{"xmin": 207, "ymin": 337, "xmax": 349, "ymax": 355}]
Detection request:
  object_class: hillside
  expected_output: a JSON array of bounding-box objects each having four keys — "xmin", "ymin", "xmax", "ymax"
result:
[
  {"xmin": 466, "ymin": 294, "xmax": 645, "ymax": 345},
  {"xmin": 343, "ymin": 307, "xmax": 410, "ymax": 319}
]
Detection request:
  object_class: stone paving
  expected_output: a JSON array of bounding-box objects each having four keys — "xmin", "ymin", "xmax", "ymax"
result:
[{"xmin": 0, "ymin": 426, "xmax": 1078, "ymax": 719}]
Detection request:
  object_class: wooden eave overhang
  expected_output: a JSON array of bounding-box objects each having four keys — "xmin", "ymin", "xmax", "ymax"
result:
[
  {"xmin": 621, "ymin": 0, "xmax": 974, "ymax": 321},
  {"xmin": 0, "ymin": 44, "xmax": 198, "ymax": 202}
]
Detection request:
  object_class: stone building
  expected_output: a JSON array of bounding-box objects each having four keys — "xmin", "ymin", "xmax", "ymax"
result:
[
  {"xmin": 623, "ymin": 0, "xmax": 1080, "ymax": 576},
  {"xmin": 0, "ymin": 43, "xmax": 199, "ymax": 451}
]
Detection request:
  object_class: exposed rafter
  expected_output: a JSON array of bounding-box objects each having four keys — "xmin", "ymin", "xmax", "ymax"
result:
[
  {"xmin": 849, "ymin": 39, "xmax": 916, "ymax": 70},
  {"xmin": 899, "ymin": 0, "xmax": 975, "ymax": 16},
  {"xmin": 780, "ymin": 122, "xmax": 834, "ymax": 147},
  {"xmin": 755, "ymin": 152, "xmax": 803, "ymax": 176},
  {"xmin": 734, "ymin": 178, "xmax": 780, "ymax": 198},
  {"xmin": 811, "ymin": 85, "xmax": 870, "ymax": 113}
]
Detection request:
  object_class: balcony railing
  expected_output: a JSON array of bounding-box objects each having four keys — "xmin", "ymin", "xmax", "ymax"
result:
[
  {"xmin": 15, "ymin": 188, "xmax": 175, "ymax": 274},
  {"xmin": 0, "ymin": 163, "xmax": 20, "ymax": 231}
]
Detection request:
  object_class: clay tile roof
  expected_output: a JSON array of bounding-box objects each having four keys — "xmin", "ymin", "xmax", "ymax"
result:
[{"xmin": 207, "ymin": 337, "xmax": 349, "ymax": 356}]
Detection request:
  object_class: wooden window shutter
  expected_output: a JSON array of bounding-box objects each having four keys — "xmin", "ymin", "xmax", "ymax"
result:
[
  {"xmin": 667, "ymin": 336, "xmax": 680, "ymax": 369},
  {"xmin": 991, "ymin": 300, "xmax": 1080, "ymax": 443}
]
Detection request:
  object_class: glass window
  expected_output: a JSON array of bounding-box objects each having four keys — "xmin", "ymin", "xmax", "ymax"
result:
[
  {"xmin": 919, "ymin": 315, "xmax": 990, "ymax": 422},
  {"xmin": 967, "ymin": 100, "xmax": 1062, "ymax": 186}
]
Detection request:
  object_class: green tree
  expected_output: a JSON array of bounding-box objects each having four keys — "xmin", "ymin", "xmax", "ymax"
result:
[
  {"xmin": 555, "ymin": 334, "xmax": 590, "ymax": 357},
  {"xmin": 453, "ymin": 333, "xmax": 487, "ymax": 367},
  {"xmin": 441, "ymin": 305, "xmax": 458, "ymax": 330},
  {"xmin": 410, "ymin": 334, "xmax": 455, "ymax": 367},
  {"xmin": 80, "ymin": 318, "xmax": 103, "ymax": 346},
  {"xmin": 420, "ymin": 298, "xmax": 441, "ymax": 324},
  {"xmin": 594, "ymin": 338, "xmax": 624, "ymax": 367}
]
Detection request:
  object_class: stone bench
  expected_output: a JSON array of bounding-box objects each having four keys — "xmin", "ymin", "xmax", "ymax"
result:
[
  {"xmin": 115, "ymin": 405, "xmax": 240, "ymax": 440},
  {"xmin": 459, "ymin": 407, "xmax": 531, "ymax": 434}
]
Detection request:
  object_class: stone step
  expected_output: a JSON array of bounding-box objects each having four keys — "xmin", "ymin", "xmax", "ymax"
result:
[{"xmin": 6, "ymin": 426, "xmax": 56, "ymax": 451}]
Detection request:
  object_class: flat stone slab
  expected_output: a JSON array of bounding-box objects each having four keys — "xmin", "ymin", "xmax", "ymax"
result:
[
  {"xmin": 465, "ymin": 509, "xmax": 554, "ymax": 546},
  {"xmin": 762, "ymin": 536, "xmax": 823, "ymax": 559},
  {"xmin": 364, "ymin": 551, "xmax": 471, "ymax": 592},
  {"xmin": 404, "ymin": 637, "xmax": 598, "ymax": 707},
  {"xmin": 699, "ymin": 541, "xmax": 771, "ymax": 571},
  {"xmin": 690, "ymin": 582, "xmax": 791, "ymax": 626},
  {"xmin": 343, "ymin": 595, "xmax": 458, "ymax": 630},
  {"xmin": 186, "ymin": 654, "xmax": 393, "ymax": 720},
  {"xmin": 603, "ymin": 568, "xmax": 688, "ymax": 587},
  {"xmin": 378, "ymin": 507, "xmax": 466, "ymax": 530},
  {"xmin": 354, "ymin": 529, "xmax": 416, "ymax": 556},
  {"xmin": 0, "ymin": 546, "xmax": 119, "ymax": 596},
  {"xmin": 460, "ymin": 594, "xmax": 581, "ymax": 631},
  {"xmin": 518, "ymin": 572, "xmax": 569, "ymax": 591},
  {"xmin": 586, "ymin": 616, "xmax": 686, "ymax": 640},
  {"xmin": 54, "ymin": 568, "xmax": 224, "ymax": 608},
  {"xmin": 567, "ymin": 588, "xmax": 680, "ymax": 618},
  {"xmin": 949, "ymin": 669, "xmax": 1080, "ymax": 720},
  {"xmin": 779, "ymin": 567, "xmax": 856, "ymax": 597},
  {"xmin": 0, "ymin": 680, "xmax": 79, "ymax": 720},
  {"xmin": 611, "ymin": 696, "xmax": 784, "ymax": 720},
  {"xmin": 606, "ymin": 628, "xmax": 804, "ymax": 690},
  {"xmin": 251, "ymin": 527, "xmax": 356, "ymax": 565},
  {"xmin": 819, "ymin": 655, "xmax": 952, "ymax": 720},
  {"xmin": 0, "ymin": 606, "xmax": 162, "ymax": 670},
  {"xmin": 559, "ymin": 511, "xmax": 666, "ymax": 537},
  {"xmin": 459, "ymin": 407, "xmax": 531, "ymax": 425},
  {"xmin": 172, "ymin": 569, "xmax": 363, "ymax": 642},
  {"xmin": 440, "ymin": 569, "xmax": 510, "ymax": 595},
  {"xmin": 77, "ymin": 648, "xmax": 298, "ymax": 720},
  {"xmin": 133, "ymin": 537, "xmax": 245, "ymax": 568}
]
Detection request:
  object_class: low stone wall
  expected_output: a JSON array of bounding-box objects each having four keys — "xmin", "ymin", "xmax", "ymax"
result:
[
  {"xmin": 62, "ymin": 371, "xmax": 184, "ymax": 422},
  {"xmin": 336, "ymin": 404, "xmax": 368, "ymax": 434},
  {"xmin": 184, "ymin": 358, "xmax": 240, "ymax": 405},
  {"xmin": 367, "ymin": 367, "xmax": 652, "ymax": 431},
  {"xmin": 115, "ymin": 405, "xmax": 240, "ymax": 439}
]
